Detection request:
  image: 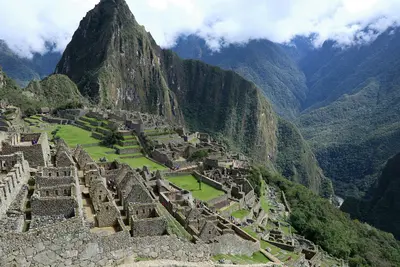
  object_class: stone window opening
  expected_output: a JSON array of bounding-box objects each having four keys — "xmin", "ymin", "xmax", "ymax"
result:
[
  {"xmin": 55, "ymin": 190, "xmax": 59, "ymax": 196},
  {"xmin": 136, "ymin": 210, "xmax": 139, "ymax": 215},
  {"xmin": 46, "ymin": 191, "xmax": 49, "ymax": 197},
  {"xmin": 57, "ymin": 172, "xmax": 60, "ymax": 177},
  {"xmin": 99, "ymin": 195, "xmax": 102, "ymax": 200},
  {"xmin": 64, "ymin": 189, "xmax": 68, "ymax": 196},
  {"xmin": 48, "ymin": 173, "xmax": 52, "ymax": 177},
  {"xmin": 64, "ymin": 171, "xmax": 67, "ymax": 176},
  {"xmin": 106, "ymin": 206, "xmax": 109, "ymax": 211}
]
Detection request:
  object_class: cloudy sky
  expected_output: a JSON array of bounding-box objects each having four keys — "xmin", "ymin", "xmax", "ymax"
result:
[{"xmin": 1, "ymin": 0, "xmax": 400, "ymax": 57}]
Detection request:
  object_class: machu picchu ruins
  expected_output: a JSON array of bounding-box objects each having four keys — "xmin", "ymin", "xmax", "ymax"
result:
[{"xmin": 0, "ymin": 105, "xmax": 345, "ymax": 267}]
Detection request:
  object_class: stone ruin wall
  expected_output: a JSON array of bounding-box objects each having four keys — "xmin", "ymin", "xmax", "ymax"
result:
[
  {"xmin": 1, "ymin": 133, "xmax": 50, "ymax": 168},
  {"xmin": 193, "ymin": 171, "xmax": 225, "ymax": 191},
  {"xmin": 0, "ymin": 153, "xmax": 30, "ymax": 218},
  {"xmin": 0, "ymin": 217, "xmax": 212, "ymax": 267},
  {"xmin": 131, "ymin": 217, "xmax": 167, "ymax": 237}
]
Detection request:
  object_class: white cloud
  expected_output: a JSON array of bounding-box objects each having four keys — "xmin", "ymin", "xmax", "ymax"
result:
[{"xmin": 1, "ymin": 0, "xmax": 400, "ymax": 57}]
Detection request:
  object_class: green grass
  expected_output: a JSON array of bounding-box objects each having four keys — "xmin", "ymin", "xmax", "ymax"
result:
[
  {"xmin": 261, "ymin": 197, "xmax": 270, "ymax": 213},
  {"xmin": 231, "ymin": 209, "xmax": 250, "ymax": 219},
  {"xmin": 119, "ymin": 157, "xmax": 167, "ymax": 170},
  {"xmin": 167, "ymin": 175, "xmax": 225, "ymax": 202},
  {"xmin": 213, "ymin": 252, "xmax": 270, "ymax": 264},
  {"xmin": 54, "ymin": 125, "xmax": 99, "ymax": 147}
]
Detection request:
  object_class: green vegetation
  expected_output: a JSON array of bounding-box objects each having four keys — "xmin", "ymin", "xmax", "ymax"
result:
[
  {"xmin": 276, "ymin": 118, "xmax": 333, "ymax": 196},
  {"xmin": 173, "ymin": 36, "xmax": 306, "ymax": 120},
  {"xmin": 255, "ymin": 167, "xmax": 400, "ymax": 267},
  {"xmin": 101, "ymin": 129, "xmax": 123, "ymax": 147},
  {"xmin": 213, "ymin": 252, "xmax": 270, "ymax": 264},
  {"xmin": 53, "ymin": 125, "xmax": 99, "ymax": 147},
  {"xmin": 118, "ymin": 157, "xmax": 167, "ymax": 171},
  {"xmin": 49, "ymin": 124, "xmax": 166, "ymax": 171},
  {"xmin": 231, "ymin": 209, "xmax": 250, "ymax": 219},
  {"xmin": 25, "ymin": 74, "xmax": 85, "ymax": 108},
  {"xmin": 342, "ymin": 152, "xmax": 400, "ymax": 240},
  {"xmin": 167, "ymin": 175, "xmax": 225, "ymax": 201}
]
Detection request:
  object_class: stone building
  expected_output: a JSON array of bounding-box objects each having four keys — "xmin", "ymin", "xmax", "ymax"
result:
[
  {"xmin": 0, "ymin": 152, "xmax": 30, "ymax": 219},
  {"xmin": 0, "ymin": 132, "xmax": 50, "ymax": 168},
  {"xmin": 31, "ymin": 165, "xmax": 82, "ymax": 229},
  {"xmin": 127, "ymin": 203, "xmax": 167, "ymax": 237}
]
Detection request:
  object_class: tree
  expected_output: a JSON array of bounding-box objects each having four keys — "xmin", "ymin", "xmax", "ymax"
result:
[{"xmin": 101, "ymin": 129, "xmax": 123, "ymax": 147}]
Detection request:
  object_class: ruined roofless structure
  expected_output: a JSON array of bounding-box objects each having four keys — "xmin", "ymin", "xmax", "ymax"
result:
[{"xmin": 0, "ymin": 132, "xmax": 51, "ymax": 168}]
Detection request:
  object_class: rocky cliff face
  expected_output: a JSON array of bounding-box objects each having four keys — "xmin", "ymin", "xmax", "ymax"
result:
[
  {"xmin": 0, "ymin": 67, "xmax": 4, "ymax": 89},
  {"xmin": 56, "ymin": 0, "xmax": 330, "ymax": 195}
]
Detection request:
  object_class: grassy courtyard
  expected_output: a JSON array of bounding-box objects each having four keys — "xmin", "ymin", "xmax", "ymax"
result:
[{"xmin": 167, "ymin": 175, "xmax": 225, "ymax": 202}]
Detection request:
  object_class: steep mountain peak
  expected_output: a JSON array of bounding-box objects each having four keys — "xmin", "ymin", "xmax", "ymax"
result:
[{"xmin": 56, "ymin": 0, "xmax": 180, "ymax": 121}]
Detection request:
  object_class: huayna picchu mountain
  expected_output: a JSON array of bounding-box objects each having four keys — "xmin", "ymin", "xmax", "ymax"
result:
[{"xmin": 55, "ymin": 0, "xmax": 331, "ymax": 195}]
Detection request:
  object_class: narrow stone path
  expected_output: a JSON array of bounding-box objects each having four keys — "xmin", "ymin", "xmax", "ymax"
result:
[{"xmin": 119, "ymin": 259, "xmax": 280, "ymax": 267}]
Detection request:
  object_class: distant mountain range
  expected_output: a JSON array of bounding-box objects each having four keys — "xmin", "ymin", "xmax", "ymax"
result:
[
  {"xmin": 0, "ymin": 40, "xmax": 61, "ymax": 87},
  {"xmin": 173, "ymin": 30, "xmax": 400, "ymax": 200}
]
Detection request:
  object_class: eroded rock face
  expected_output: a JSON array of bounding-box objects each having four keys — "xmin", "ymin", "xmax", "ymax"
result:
[{"xmin": 0, "ymin": 68, "xmax": 5, "ymax": 89}]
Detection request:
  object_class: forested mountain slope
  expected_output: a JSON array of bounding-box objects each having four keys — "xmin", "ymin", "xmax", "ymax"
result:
[
  {"xmin": 342, "ymin": 152, "xmax": 400, "ymax": 240},
  {"xmin": 296, "ymin": 29, "xmax": 400, "ymax": 197},
  {"xmin": 173, "ymin": 35, "xmax": 307, "ymax": 119}
]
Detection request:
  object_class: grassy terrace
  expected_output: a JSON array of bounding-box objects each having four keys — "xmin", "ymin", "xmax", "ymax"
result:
[
  {"xmin": 114, "ymin": 144, "xmax": 140, "ymax": 150},
  {"xmin": 167, "ymin": 175, "xmax": 225, "ymax": 202},
  {"xmin": 55, "ymin": 125, "xmax": 100, "ymax": 147},
  {"xmin": 231, "ymin": 209, "xmax": 250, "ymax": 219},
  {"xmin": 35, "ymin": 124, "xmax": 167, "ymax": 171}
]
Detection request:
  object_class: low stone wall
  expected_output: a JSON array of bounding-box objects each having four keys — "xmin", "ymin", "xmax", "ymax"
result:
[
  {"xmin": 0, "ymin": 217, "xmax": 211, "ymax": 266},
  {"xmin": 193, "ymin": 171, "xmax": 224, "ymax": 191},
  {"xmin": 117, "ymin": 147, "xmax": 141, "ymax": 155},
  {"xmin": 207, "ymin": 195, "xmax": 229, "ymax": 208},
  {"xmin": 211, "ymin": 234, "xmax": 260, "ymax": 256},
  {"xmin": 91, "ymin": 132, "xmax": 104, "ymax": 140},
  {"xmin": 75, "ymin": 122, "xmax": 93, "ymax": 132},
  {"xmin": 42, "ymin": 116, "xmax": 69, "ymax": 125},
  {"xmin": 266, "ymin": 240, "xmax": 296, "ymax": 252}
]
